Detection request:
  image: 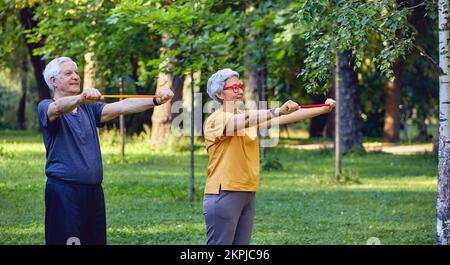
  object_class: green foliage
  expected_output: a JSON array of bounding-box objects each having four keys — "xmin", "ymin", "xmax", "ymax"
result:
[
  {"xmin": 0, "ymin": 146, "xmax": 15, "ymax": 159},
  {"xmin": 0, "ymin": 86, "xmax": 19, "ymax": 129},
  {"xmin": 98, "ymin": 126, "xmax": 123, "ymax": 146},
  {"xmin": 261, "ymin": 157, "xmax": 283, "ymax": 171},
  {"xmin": 261, "ymin": 150, "xmax": 284, "ymax": 171},
  {"xmin": 28, "ymin": 0, "xmax": 157, "ymax": 83},
  {"xmin": 162, "ymin": 134, "xmax": 192, "ymax": 153},
  {"xmin": 109, "ymin": 0, "xmax": 244, "ymax": 76},
  {"xmin": 0, "ymin": 6, "xmax": 24, "ymax": 67},
  {"xmin": 159, "ymin": 133, "xmax": 203, "ymax": 153},
  {"xmin": 401, "ymin": 3, "xmax": 439, "ymax": 136},
  {"xmin": 0, "ymin": 0, "xmax": 440, "ymax": 139},
  {"xmin": 290, "ymin": 0, "xmax": 416, "ymax": 94},
  {"xmin": 26, "ymin": 0, "xmax": 247, "ymax": 81}
]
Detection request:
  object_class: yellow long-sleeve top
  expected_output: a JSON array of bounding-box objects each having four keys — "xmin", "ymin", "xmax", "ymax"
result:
[{"xmin": 203, "ymin": 108, "xmax": 260, "ymax": 194}]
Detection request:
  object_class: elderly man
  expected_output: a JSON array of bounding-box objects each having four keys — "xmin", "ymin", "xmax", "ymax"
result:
[{"xmin": 38, "ymin": 57, "xmax": 173, "ymax": 245}]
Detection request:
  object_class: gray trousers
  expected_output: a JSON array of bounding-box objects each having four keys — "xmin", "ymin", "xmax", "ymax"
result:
[{"xmin": 203, "ymin": 190, "xmax": 256, "ymax": 245}]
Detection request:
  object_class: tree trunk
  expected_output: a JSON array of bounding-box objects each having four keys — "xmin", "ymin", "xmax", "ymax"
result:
[
  {"xmin": 326, "ymin": 77, "xmax": 336, "ymax": 139},
  {"xmin": 189, "ymin": 69, "xmax": 195, "ymax": 202},
  {"xmin": 126, "ymin": 56, "xmax": 153, "ymax": 133},
  {"xmin": 120, "ymin": 78, "xmax": 125, "ymax": 162},
  {"xmin": 151, "ymin": 34, "xmax": 184, "ymax": 147},
  {"xmin": 245, "ymin": 63, "xmax": 267, "ymax": 157},
  {"xmin": 415, "ymin": 117, "xmax": 431, "ymax": 141},
  {"xmin": 244, "ymin": 2, "xmax": 268, "ymax": 159},
  {"xmin": 336, "ymin": 51, "xmax": 363, "ymax": 152},
  {"xmin": 437, "ymin": 0, "xmax": 450, "ymax": 245},
  {"xmin": 131, "ymin": 58, "xmax": 143, "ymax": 95},
  {"xmin": 335, "ymin": 53, "xmax": 341, "ymax": 180},
  {"xmin": 244, "ymin": 64, "xmax": 266, "ymax": 111},
  {"xmin": 309, "ymin": 94, "xmax": 328, "ymax": 138},
  {"xmin": 17, "ymin": 60, "xmax": 27, "ymax": 130},
  {"xmin": 434, "ymin": 135, "xmax": 439, "ymax": 157},
  {"xmin": 244, "ymin": 3, "xmax": 261, "ymax": 110},
  {"xmin": 151, "ymin": 71, "xmax": 184, "ymax": 147},
  {"xmin": 19, "ymin": 7, "xmax": 50, "ymax": 101},
  {"xmin": 383, "ymin": 63, "xmax": 401, "ymax": 142},
  {"xmin": 83, "ymin": 45, "xmax": 96, "ymax": 90},
  {"xmin": 17, "ymin": 91, "xmax": 26, "ymax": 130},
  {"xmin": 244, "ymin": 67, "xmax": 263, "ymax": 108}
]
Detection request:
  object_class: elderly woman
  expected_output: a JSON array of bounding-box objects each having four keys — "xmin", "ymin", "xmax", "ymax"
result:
[{"xmin": 203, "ymin": 68, "xmax": 336, "ymax": 245}]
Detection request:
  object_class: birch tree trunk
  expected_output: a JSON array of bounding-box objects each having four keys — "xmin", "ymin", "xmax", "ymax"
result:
[{"xmin": 437, "ymin": 0, "xmax": 450, "ymax": 245}]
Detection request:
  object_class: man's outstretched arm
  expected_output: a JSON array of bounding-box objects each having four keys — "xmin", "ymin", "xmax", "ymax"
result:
[
  {"xmin": 100, "ymin": 88, "xmax": 174, "ymax": 123},
  {"xmin": 47, "ymin": 88, "xmax": 103, "ymax": 122}
]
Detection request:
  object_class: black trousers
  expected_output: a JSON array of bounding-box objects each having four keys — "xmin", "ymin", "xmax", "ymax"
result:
[{"xmin": 45, "ymin": 177, "xmax": 106, "ymax": 245}]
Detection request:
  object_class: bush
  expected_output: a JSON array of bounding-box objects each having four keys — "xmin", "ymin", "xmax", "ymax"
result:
[
  {"xmin": 99, "ymin": 126, "xmax": 122, "ymax": 146},
  {"xmin": 0, "ymin": 88, "xmax": 19, "ymax": 129},
  {"xmin": 261, "ymin": 151, "xmax": 284, "ymax": 171},
  {"xmin": 159, "ymin": 133, "xmax": 203, "ymax": 153}
]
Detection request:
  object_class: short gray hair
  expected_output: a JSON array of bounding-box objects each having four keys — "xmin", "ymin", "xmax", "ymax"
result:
[
  {"xmin": 207, "ymin": 68, "xmax": 239, "ymax": 103},
  {"xmin": 43, "ymin": 57, "xmax": 78, "ymax": 92}
]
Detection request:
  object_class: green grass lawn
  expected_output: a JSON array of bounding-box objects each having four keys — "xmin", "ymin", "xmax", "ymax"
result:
[{"xmin": 0, "ymin": 130, "xmax": 437, "ymax": 245}]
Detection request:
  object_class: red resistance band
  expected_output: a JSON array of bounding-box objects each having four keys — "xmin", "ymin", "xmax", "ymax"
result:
[{"xmin": 300, "ymin": 104, "xmax": 331, "ymax": 108}]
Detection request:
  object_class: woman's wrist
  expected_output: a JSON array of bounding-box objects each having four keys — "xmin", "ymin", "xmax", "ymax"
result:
[{"xmin": 270, "ymin": 107, "xmax": 280, "ymax": 117}]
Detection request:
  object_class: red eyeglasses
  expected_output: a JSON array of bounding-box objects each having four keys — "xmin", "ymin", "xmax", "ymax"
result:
[{"xmin": 223, "ymin": 83, "xmax": 245, "ymax": 93}]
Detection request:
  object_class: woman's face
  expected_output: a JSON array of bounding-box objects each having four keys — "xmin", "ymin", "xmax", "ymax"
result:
[{"xmin": 217, "ymin": 76, "xmax": 245, "ymax": 106}]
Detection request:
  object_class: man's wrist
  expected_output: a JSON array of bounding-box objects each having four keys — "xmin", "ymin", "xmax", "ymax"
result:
[
  {"xmin": 77, "ymin": 94, "xmax": 84, "ymax": 104},
  {"xmin": 153, "ymin": 97, "xmax": 161, "ymax": 106}
]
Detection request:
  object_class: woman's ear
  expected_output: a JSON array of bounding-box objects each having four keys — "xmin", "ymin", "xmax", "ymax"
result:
[{"xmin": 215, "ymin": 92, "xmax": 224, "ymax": 101}]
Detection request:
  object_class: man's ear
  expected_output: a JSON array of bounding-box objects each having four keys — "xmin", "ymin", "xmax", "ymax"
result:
[{"xmin": 50, "ymin": 76, "xmax": 58, "ymax": 89}]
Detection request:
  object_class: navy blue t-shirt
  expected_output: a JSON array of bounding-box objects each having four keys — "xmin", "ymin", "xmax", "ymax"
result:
[{"xmin": 38, "ymin": 99, "xmax": 106, "ymax": 185}]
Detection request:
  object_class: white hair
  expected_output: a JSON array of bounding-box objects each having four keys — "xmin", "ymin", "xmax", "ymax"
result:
[
  {"xmin": 43, "ymin": 57, "xmax": 78, "ymax": 92},
  {"xmin": 207, "ymin": 68, "xmax": 239, "ymax": 104}
]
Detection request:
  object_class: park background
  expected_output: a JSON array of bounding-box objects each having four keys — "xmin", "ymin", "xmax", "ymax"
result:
[{"xmin": 0, "ymin": 0, "xmax": 441, "ymax": 244}]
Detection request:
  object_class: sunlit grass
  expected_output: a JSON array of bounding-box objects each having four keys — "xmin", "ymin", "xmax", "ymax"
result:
[{"xmin": 0, "ymin": 130, "xmax": 437, "ymax": 245}]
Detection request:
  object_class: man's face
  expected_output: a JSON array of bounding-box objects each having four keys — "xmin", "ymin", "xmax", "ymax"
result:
[{"xmin": 52, "ymin": 61, "xmax": 80, "ymax": 95}]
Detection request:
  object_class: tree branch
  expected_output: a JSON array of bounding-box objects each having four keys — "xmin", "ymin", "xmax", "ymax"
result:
[
  {"xmin": 373, "ymin": 26, "xmax": 443, "ymax": 75},
  {"xmin": 374, "ymin": 2, "xmax": 426, "ymax": 22}
]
